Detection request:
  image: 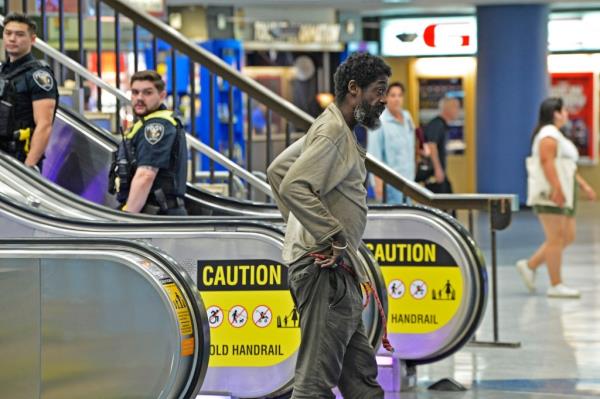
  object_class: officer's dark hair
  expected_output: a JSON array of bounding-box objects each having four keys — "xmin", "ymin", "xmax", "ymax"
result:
[
  {"xmin": 387, "ymin": 81, "xmax": 405, "ymax": 95},
  {"xmin": 531, "ymin": 97, "xmax": 564, "ymax": 143},
  {"xmin": 130, "ymin": 70, "xmax": 165, "ymax": 93},
  {"xmin": 333, "ymin": 52, "xmax": 391, "ymax": 103},
  {"xmin": 3, "ymin": 13, "xmax": 37, "ymax": 35}
]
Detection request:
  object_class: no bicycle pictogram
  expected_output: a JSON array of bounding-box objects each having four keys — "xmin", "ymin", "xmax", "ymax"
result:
[
  {"xmin": 207, "ymin": 305, "xmax": 224, "ymax": 328},
  {"xmin": 253, "ymin": 305, "xmax": 272, "ymax": 328},
  {"xmin": 228, "ymin": 305, "xmax": 248, "ymax": 328}
]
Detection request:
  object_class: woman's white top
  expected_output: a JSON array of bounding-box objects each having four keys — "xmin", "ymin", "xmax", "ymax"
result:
[{"xmin": 532, "ymin": 124, "xmax": 579, "ymax": 162}]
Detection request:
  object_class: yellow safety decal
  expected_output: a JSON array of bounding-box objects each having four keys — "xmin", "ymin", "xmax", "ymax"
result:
[
  {"xmin": 198, "ymin": 260, "xmax": 300, "ymax": 368},
  {"xmin": 163, "ymin": 282, "xmax": 194, "ymax": 336},
  {"xmin": 365, "ymin": 240, "xmax": 463, "ymax": 334},
  {"xmin": 181, "ymin": 337, "xmax": 195, "ymax": 357}
]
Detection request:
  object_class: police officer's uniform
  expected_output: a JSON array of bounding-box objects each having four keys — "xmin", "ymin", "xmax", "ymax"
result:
[
  {"xmin": 112, "ymin": 104, "xmax": 188, "ymax": 215},
  {"xmin": 0, "ymin": 52, "xmax": 58, "ymax": 165}
]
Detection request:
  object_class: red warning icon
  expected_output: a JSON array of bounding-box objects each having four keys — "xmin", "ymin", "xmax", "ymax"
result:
[{"xmin": 253, "ymin": 305, "xmax": 272, "ymax": 328}]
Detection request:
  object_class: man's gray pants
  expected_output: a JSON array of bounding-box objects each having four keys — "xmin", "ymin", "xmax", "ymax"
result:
[{"xmin": 288, "ymin": 256, "xmax": 384, "ymax": 399}]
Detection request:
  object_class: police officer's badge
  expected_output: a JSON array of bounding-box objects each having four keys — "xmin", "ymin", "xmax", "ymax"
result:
[
  {"xmin": 144, "ymin": 123, "xmax": 165, "ymax": 145},
  {"xmin": 32, "ymin": 70, "xmax": 54, "ymax": 92}
]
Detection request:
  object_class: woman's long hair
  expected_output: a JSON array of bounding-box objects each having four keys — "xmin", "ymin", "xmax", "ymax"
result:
[{"xmin": 531, "ymin": 97, "xmax": 564, "ymax": 144}]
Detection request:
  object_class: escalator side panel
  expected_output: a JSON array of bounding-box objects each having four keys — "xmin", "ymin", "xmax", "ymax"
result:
[
  {"xmin": 43, "ymin": 117, "xmax": 118, "ymax": 208},
  {"xmin": 0, "ymin": 258, "xmax": 41, "ymax": 399},
  {"xmin": 153, "ymin": 235, "xmax": 300, "ymax": 398}
]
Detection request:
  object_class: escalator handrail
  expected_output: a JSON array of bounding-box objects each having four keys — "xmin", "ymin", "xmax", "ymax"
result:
[
  {"xmin": 185, "ymin": 133, "xmax": 273, "ymax": 197},
  {"xmin": 0, "ymin": 237, "xmax": 209, "ymax": 398},
  {"xmin": 0, "ymin": 181, "xmax": 286, "ymax": 238}
]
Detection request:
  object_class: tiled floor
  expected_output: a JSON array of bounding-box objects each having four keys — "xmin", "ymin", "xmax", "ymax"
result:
[{"xmin": 377, "ymin": 201, "xmax": 600, "ymax": 398}]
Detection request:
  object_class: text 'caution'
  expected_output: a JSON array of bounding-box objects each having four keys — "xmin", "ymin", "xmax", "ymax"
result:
[
  {"xmin": 197, "ymin": 260, "xmax": 288, "ymax": 291},
  {"xmin": 365, "ymin": 239, "xmax": 457, "ymax": 266}
]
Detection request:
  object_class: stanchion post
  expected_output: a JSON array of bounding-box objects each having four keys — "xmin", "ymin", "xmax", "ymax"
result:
[{"xmin": 469, "ymin": 200, "xmax": 520, "ymax": 348}]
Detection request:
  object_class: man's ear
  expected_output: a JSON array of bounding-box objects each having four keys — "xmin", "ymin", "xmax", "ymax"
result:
[
  {"xmin": 347, "ymin": 80, "xmax": 359, "ymax": 98},
  {"xmin": 159, "ymin": 90, "xmax": 167, "ymax": 101}
]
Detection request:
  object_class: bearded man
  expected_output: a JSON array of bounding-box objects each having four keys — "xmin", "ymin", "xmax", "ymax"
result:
[{"xmin": 267, "ymin": 52, "xmax": 391, "ymax": 398}]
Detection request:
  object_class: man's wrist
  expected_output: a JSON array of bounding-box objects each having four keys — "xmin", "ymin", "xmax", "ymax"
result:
[{"xmin": 331, "ymin": 232, "xmax": 347, "ymax": 248}]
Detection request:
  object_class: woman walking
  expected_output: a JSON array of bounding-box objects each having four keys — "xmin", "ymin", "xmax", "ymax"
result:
[{"xmin": 516, "ymin": 97, "xmax": 596, "ymax": 298}]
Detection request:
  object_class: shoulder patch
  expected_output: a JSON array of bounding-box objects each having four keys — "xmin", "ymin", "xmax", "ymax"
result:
[
  {"xmin": 32, "ymin": 70, "xmax": 54, "ymax": 91},
  {"xmin": 144, "ymin": 123, "xmax": 165, "ymax": 145}
]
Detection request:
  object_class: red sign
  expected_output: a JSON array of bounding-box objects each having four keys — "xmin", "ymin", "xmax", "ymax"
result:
[{"xmin": 550, "ymin": 73, "xmax": 595, "ymax": 160}]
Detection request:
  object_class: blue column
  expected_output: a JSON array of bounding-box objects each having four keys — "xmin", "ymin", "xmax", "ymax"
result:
[{"xmin": 476, "ymin": 5, "xmax": 548, "ymax": 202}]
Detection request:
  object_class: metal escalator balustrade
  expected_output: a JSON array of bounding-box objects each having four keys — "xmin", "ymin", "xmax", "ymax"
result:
[
  {"xmin": 0, "ymin": 151, "xmax": 486, "ymax": 369},
  {"xmin": 0, "ymin": 238, "xmax": 208, "ymax": 399}
]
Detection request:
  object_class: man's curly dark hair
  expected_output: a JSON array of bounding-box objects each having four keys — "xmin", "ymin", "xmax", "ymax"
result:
[{"xmin": 333, "ymin": 53, "xmax": 391, "ymax": 103}]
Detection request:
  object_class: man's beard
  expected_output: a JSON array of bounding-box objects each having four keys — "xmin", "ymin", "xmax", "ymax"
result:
[{"xmin": 354, "ymin": 100, "xmax": 385, "ymax": 129}]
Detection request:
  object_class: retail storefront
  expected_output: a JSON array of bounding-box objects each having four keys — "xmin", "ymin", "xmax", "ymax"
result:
[{"xmin": 380, "ymin": 11, "xmax": 600, "ymax": 193}]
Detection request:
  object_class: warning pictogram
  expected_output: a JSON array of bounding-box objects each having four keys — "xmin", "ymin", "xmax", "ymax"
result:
[
  {"xmin": 253, "ymin": 305, "xmax": 272, "ymax": 328},
  {"xmin": 277, "ymin": 306, "xmax": 300, "ymax": 328},
  {"xmin": 207, "ymin": 306, "xmax": 224, "ymax": 328},
  {"xmin": 432, "ymin": 280, "xmax": 456, "ymax": 301},
  {"xmin": 410, "ymin": 279, "xmax": 427, "ymax": 300},
  {"xmin": 228, "ymin": 305, "xmax": 248, "ymax": 328},
  {"xmin": 388, "ymin": 279, "xmax": 405, "ymax": 299}
]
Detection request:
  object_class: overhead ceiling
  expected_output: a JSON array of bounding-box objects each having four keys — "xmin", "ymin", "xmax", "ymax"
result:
[{"xmin": 180, "ymin": 0, "xmax": 600, "ymax": 15}]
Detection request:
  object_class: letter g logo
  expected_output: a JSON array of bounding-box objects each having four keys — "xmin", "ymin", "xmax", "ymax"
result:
[{"xmin": 423, "ymin": 23, "xmax": 470, "ymax": 48}]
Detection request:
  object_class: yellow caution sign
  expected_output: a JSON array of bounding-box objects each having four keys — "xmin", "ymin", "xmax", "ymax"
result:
[
  {"xmin": 197, "ymin": 259, "xmax": 300, "ymax": 368},
  {"xmin": 365, "ymin": 240, "xmax": 463, "ymax": 334}
]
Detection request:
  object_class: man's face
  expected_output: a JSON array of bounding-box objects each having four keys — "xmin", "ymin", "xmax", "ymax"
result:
[
  {"xmin": 3, "ymin": 22, "xmax": 35, "ymax": 60},
  {"xmin": 354, "ymin": 76, "xmax": 388, "ymax": 129},
  {"xmin": 386, "ymin": 86, "xmax": 404, "ymax": 113},
  {"xmin": 131, "ymin": 79, "xmax": 165, "ymax": 117},
  {"xmin": 445, "ymin": 98, "xmax": 461, "ymax": 122}
]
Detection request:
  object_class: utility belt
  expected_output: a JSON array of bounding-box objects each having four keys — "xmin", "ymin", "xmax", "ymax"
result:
[{"xmin": 142, "ymin": 188, "xmax": 185, "ymax": 215}]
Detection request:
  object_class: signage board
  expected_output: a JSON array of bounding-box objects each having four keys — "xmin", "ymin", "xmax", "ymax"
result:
[{"xmin": 381, "ymin": 16, "xmax": 477, "ymax": 57}]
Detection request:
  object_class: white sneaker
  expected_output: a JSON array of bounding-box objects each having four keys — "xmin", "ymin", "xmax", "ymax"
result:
[
  {"xmin": 547, "ymin": 284, "xmax": 580, "ymax": 298},
  {"xmin": 516, "ymin": 259, "xmax": 536, "ymax": 293}
]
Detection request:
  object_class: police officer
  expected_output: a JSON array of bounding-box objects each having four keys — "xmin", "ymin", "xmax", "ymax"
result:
[
  {"xmin": 111, "ymin": 70, "xmax": 187, "ymax": 215},
  {"xmin": 0, "ymin": 13, "xmax": 58, "ymax": 170}
]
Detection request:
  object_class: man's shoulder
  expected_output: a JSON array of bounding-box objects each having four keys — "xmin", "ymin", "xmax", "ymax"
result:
[
  {"xmin": 28, "ymin": 61, "xmax": 57, "ymax": 93},
  {"xmin": 427, "ymin": 116, "xmax": 445, "ymax": 127},
  {"xmin": 136, "ymin": 117, "xmax": 177, "ymax": 147},
  {"xmin": 307, "ymin": 107, "xmax": 347, "ymax": 143}
]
